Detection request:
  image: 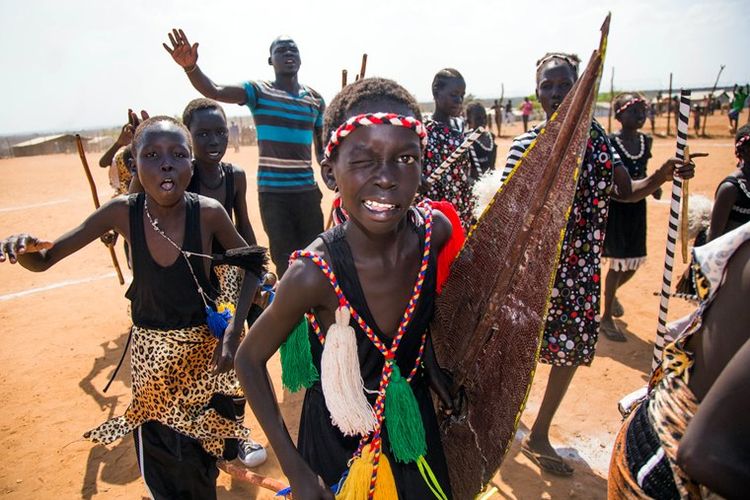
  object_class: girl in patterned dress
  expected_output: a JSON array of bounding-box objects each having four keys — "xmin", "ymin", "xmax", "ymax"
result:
[
  {"xmin": 601, "ymin": 93, "xmax": 662, "ymax": 341},
  {"xmin": 497, "ymin": 53, "xmax": 697, "ymax": 476},
  {"xmin": 419, "ymin": 68, "xmax": 475, "ymax": 229}
]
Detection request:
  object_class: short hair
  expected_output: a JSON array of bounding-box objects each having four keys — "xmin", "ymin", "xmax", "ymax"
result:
[
  {"xmin": 132, "ymin": 116, "xmax": 192, "ymax": 154},
  {"xmin": 465, "ymin": 101, "xmax": 488, "ymax": 127},
  {"xmin": 269, "ymin": 35, "xmax": 296, "ymax": 55},
  {"xmin": 535, "ymin": 52, "xmax": 581, "ymax": 82},
  {"xmin": 431, "ymin": 68, "xmax": 465, "ymax": 95},
  {"xmin": 182, "ymin": 98, "xmax": 226, "ymax": 129},
  {"xmin": 322, "ymin": 77, "xmax": 422, "ymax": 147}
]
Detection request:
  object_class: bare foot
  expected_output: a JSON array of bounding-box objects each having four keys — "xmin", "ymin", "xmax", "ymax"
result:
[
  {"xmin": 521, "ymin": 435, "xmax": 574, "ymax": 476},
  {"xmin": 600, "ymin": 317, "xmax": 626, "ymax": 342}
]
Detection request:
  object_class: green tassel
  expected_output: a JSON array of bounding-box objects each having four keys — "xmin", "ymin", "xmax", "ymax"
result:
[
  {"xmin": 384, "ymin": 363, "xmax": 427, "ymax": 462},
  {"xmin": 280, "ymin": 317, "xmax": 319, "ymax": 392}
]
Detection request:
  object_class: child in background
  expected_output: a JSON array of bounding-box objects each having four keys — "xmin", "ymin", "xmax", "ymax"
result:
[
  {"xmin": 1, "ymin": 117, "xmax": 264, "ymax": 499},
  {"xmin": 464, "ymin": 101, "xmax": 497, "ymax": 182},
  {"xmin": 235, "ymin": 77, "xmax": 456, "ymax": 499},
  {"xmin": 420, "ymin": 68, "xmax": 475, "ymax": 229},
  {"xmin": 601, "ymin": 93, "xmax": 662, "ymax": 341}
]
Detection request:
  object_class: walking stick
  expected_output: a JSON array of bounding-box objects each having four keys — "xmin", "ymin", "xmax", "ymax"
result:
[
  {"xmin": 75, "ymin": 135, "xmax": 125, "ymax": 285},
  {"xmin": 651, "ymin": 90, "xmax": 690, "ymax": 370},
  {"xmin": 341, "ymin": 69, "xmax": 348, "ymax": 89}
]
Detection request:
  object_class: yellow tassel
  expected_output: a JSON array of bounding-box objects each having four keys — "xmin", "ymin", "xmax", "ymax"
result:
[
  {"xmin": 336, "ymin": 443, "xmax": 398, "ymax": 500},
  {"xmin": 216, "ymin": 302, "xmax": 236, "ymax": 315}
]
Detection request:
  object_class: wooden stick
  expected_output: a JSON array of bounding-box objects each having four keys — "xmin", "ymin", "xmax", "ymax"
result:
[
  {"xmin": 666, "ymin": 73, "xmax": 673, "ymax": 136},
  {"xmin": 498, "ymin": 83, "xmax": 504, "ymax": 138},
  {"xmin": 341, "ymin": 69, "xmax": 348, "ymax": 89},
  {"xmin": 608, "ymin": 66, "xmax": 614, "ymax": 134},
  {"xmin": 701, "ymin": 65, "xmax": 725, "ymax": 137},
  {"xmin": 359, "ymin": 53, "xmax": 368, "ymax": 80},
  {"xmin": 75, "ymin": 135, "xmax": 125, "ymax": 285},
  {"xmin": 217, "ymin": 460, "xmax": 287, "ymax": 494},
  {"xmin": 681, "ymin": 145, "xmax": 691, "ymax": 263}
]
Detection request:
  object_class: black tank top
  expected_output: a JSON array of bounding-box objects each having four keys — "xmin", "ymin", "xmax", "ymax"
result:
[
  {"xmin": 187, "ymin": 163, "xmax": 235, "ymax": 219},
  {"xmin": 125, "ymin": 192, "xmax": 214, "ymax": 329},
  {"xmin": 719, "ymin": 176, "xmax": 750, "ymax": 226}
]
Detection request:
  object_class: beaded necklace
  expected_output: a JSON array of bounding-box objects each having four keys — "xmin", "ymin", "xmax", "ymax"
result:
[{"xmin": 614, "ymin": 133, "xmax": 646, "ymax": 161}]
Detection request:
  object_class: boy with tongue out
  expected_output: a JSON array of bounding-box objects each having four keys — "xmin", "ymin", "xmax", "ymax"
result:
[{"xmin": 164, "ymin": 29, "xmax": 326, "ymax": 278}]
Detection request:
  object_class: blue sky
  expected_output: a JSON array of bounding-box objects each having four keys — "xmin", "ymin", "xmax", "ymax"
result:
[{"xmin": 0, "ymin": 0, "xmax": 747, "ymax": 134}]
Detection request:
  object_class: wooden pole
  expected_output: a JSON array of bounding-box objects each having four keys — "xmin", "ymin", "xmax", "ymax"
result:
[
  {"xmin": 701, "ymin": 65, "xmax": 725, "ymax": 136},
  {"xmin": 681, "ymin": 145, "xmax": 691, "ymax": 263},
  {"xmin": 608, "ymin": 67, "xmax": 614, "ymax": 133},
  {"xmin": 341, "ymin": 69, "xmax": 348, "ymax": 89},
  {"xmin": 359, "ymin": 53, "xmax": 368, "ymax": 80},
  {"xmin": 217, "ymin": 461, "xmax": 287, "ymax": 494},
  {"xmin": 498, "ymin": 83, "xmax": 504, "ymax": 138},
  {"xmin": 666, "ymin": 73, "xmax": 673, "ymax": 136},
  {"xmin": 75, "ymin": 135, "xmax": 125, "ymax": 285}
]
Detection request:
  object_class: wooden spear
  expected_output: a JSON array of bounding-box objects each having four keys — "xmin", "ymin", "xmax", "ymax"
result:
[
  {"xmin": 681, "ymin": 145, "xmax": 691, "ymax": 263},
  {"xmin": 701, "ymin": 65, "xmax": 725, "ymax": 137},
  {"xmin": 75, "ymin": 135, "xmax": 125, "ymax": 285}
]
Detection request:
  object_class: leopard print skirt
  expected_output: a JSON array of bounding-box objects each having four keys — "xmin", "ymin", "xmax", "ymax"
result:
[{"xmin": 85, "ymin": 265, "xmax": 252, "ymax": 457}]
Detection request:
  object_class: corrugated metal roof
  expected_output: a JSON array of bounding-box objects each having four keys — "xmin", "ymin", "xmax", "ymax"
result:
[{"xmin": 12, "ymin": 134, "xmax": 70, "ymax": 148}]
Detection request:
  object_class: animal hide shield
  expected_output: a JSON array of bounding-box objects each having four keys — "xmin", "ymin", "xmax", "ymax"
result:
[{"xmin": 431, "ymin": 17, "xmax": 610, "ymax": 499}]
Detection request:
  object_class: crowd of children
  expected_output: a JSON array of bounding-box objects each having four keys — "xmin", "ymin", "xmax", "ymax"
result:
[{"xmin": 2, "ymin": 26, "xmax": 749, "ymax": 500}]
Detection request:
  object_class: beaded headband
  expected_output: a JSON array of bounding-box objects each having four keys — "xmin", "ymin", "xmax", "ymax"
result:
[
  {"xmin": 323, "ymin": 112, "xmax": 427, "ymax": 160},
  {"xmin": 736, "ymin": 134, "xmax": 750, "ymax": 159},
  {"xmin": 615, "ymin": 97, "xmax": 646, "ymax": 117}
]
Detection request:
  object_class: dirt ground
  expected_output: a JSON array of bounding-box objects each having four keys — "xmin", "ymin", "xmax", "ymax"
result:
[{"xmin": 0, "ymin": 113, "xmax": 741, "ymax": 499}]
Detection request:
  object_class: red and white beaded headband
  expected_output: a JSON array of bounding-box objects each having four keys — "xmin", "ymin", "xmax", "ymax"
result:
[
  {"xmin": 615, "ymin": 97, "xmax": 646, "ymax": 117},
  {"xmin": 323, "ymin": 112, "xmax": 427, "ymax": 160},
  {"xmin": 736, "ymin": 135, "xmax": 750, "ymax": 159}
]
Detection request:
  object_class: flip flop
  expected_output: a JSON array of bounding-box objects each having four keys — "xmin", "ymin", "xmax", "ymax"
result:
[
  {"xmin": 601, "ymin": 321, "xmax": 627, "ymax": 342},
  {"xmin": 520, "ymin": 439, "xmax": 574, "ymax": 476},
  {"xmin": 612, "ymin": 297, "xmax": 624, "ymax": 318}
]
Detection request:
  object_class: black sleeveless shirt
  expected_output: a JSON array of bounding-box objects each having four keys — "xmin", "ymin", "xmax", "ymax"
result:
[
  {"xmin": 187, "ymin": 163, "xmax": 235, "ymax": 220},
  {"xmin": 125, "ymin": 192, "xmax": 214, "ymax": 329}
]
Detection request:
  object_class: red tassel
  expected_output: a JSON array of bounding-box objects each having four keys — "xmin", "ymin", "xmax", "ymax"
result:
[{"xmin": 431, "ymin": 200, "xmax": 465, "ymax": 293}]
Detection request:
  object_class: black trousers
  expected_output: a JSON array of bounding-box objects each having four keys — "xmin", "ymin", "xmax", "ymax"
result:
[
  {"xmin": 259, "ymin": 189, "xmax": 324, "ymax": 277},
  {"xmin": 133, "ymin": 394, "xmax": 237, "ymax": 500}
]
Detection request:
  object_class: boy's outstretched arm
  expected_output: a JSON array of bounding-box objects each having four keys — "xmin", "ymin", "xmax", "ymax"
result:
[
  {"xmin": 163, "ymin": 28, "xmax": 246, "ymax": 104},
  {"xmin": 236, "ymin": 258, "xmax": 335, "ymax": 500},
  {"xmin": 0, "ymin": 199, "xmax": 128, "ymax": 270}
]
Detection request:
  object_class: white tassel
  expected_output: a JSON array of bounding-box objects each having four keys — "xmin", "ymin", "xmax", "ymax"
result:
[
  {"xmin": 320, "ymin": 306, "xmax": 377, "ymax": 436},
  {"xmin": 471, "ymin": 169, "xmax": 506, "ymax": 220}
]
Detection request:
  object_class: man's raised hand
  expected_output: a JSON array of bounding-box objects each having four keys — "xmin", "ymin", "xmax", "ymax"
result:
[{"xmin": 163, "ymin": 28, "xmax": 199, "ymax": 69}]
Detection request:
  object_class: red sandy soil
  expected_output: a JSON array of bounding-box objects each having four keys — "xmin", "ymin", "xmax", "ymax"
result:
[{"xmin": 0, "ymin": 113, "xmax": 741, "ymax": 499}]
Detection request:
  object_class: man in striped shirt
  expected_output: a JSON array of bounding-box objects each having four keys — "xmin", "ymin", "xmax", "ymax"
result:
[{"xmin": 164, "ymin": 29, "xmax": 325, "ymax": 277}]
